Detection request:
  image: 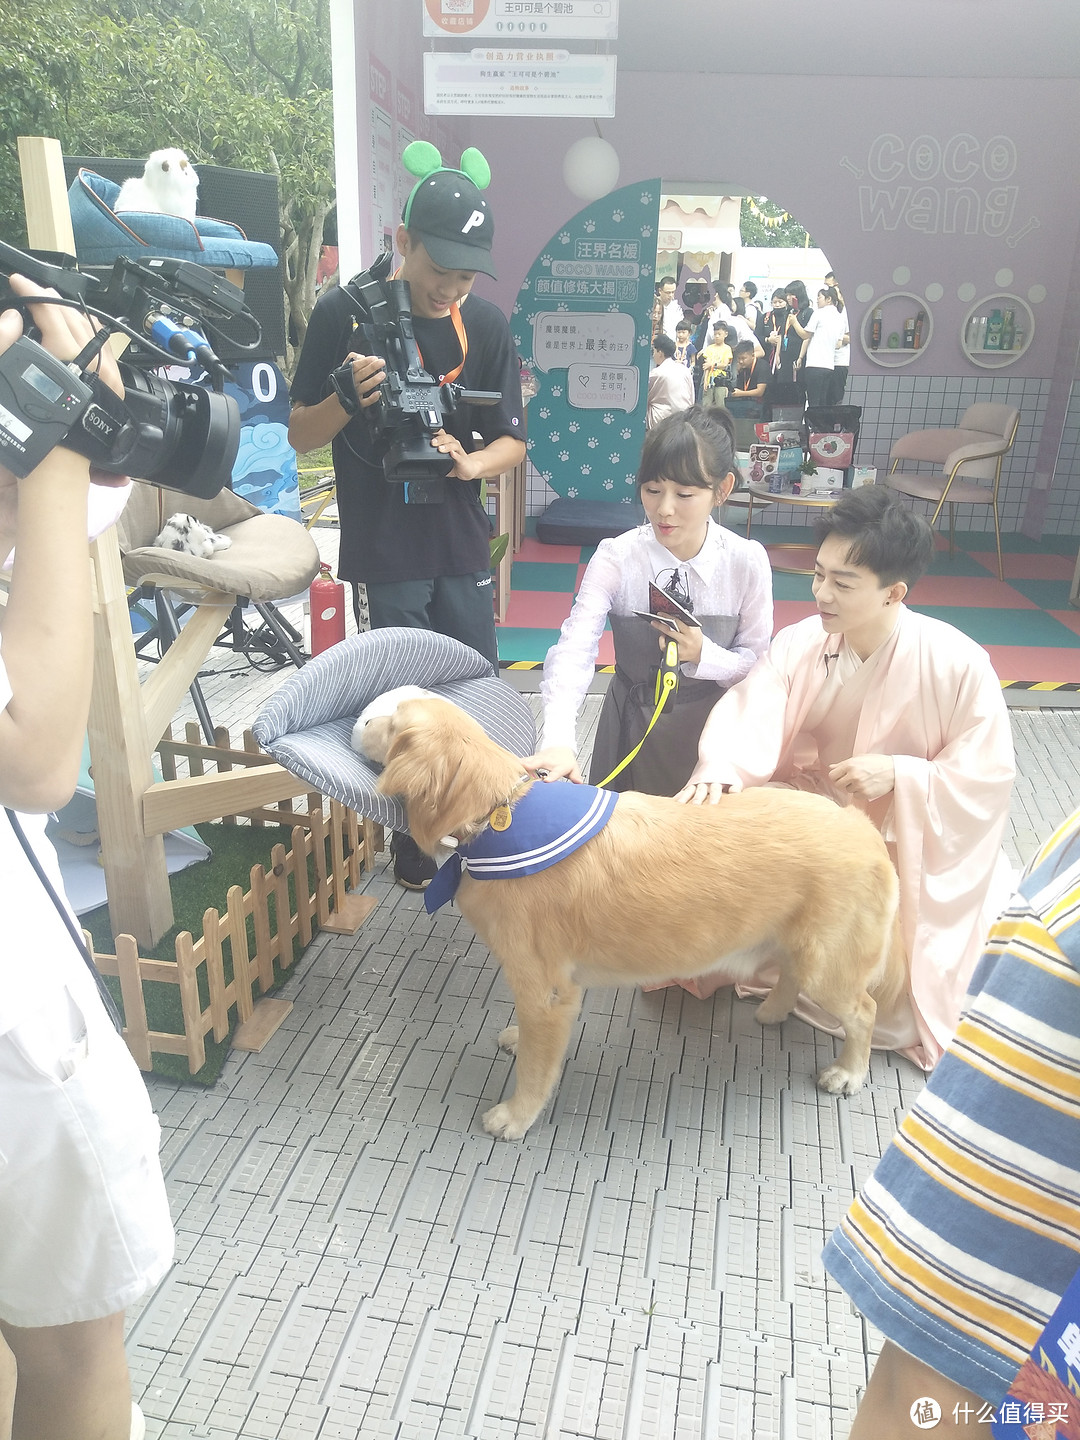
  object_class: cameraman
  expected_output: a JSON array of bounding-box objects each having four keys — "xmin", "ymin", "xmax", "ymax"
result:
[
  {"xmin": 289, "ymin": 160, "xmax": 524, "ymax": 889},
  {"xmin": 0, "ymin": 276, "xmax": 173, "ymax": 1440}
]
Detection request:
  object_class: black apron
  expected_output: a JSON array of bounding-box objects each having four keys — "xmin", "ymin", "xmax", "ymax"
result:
[{"xmin": 588, "ymin": 613, "xmax": 739, "ymax": 795}]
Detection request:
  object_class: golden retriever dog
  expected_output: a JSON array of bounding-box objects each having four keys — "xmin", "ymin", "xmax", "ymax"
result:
[{"xmin": 377, "ymin": 697, "xmax": 906, "ymax": 1140}]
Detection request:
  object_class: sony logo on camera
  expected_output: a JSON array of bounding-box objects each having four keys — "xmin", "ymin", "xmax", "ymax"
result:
[{"xmin": 83, "ymin": 405, "xmax": 120, "ymax": 438}]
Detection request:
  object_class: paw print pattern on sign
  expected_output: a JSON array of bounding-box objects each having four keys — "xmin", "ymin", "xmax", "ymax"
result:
[{"xmin": 558, "ymin": 450, "xmax": 569, "ymax": 461}]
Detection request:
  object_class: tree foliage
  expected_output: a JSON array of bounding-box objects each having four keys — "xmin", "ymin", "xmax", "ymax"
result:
[
  {"xmin": 739, "ymin": 195, "xmax": 811, "ymax": 250},
  {"xmin": 0, "ymin": 0, "xmax": 334, "ymax": 367}
]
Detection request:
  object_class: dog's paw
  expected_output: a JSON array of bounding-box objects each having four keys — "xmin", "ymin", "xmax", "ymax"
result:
[
  {"xmin": 755, "ymin": 996, "xmax": 791, "ymax": 1025},
  {"xmin": 482, "ymin": 1103, "xmax": 531, "ymax": 1140},
  {"xmin": 816, "ymin": 1063, "xmax": 866, "ymax": 1096},
  {"xmin": 496, "ymin": 1025, "xmax": 519, "ymax": 1055}
]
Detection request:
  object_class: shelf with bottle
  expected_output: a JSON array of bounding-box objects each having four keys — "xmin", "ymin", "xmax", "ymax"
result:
[
  {"xmin": 859, "ymin": 291, "xmax": 934, "ymax": 367},
  {"xmin": 961, "ymin": 294, "xmax": 1034, "ymax": 369}
]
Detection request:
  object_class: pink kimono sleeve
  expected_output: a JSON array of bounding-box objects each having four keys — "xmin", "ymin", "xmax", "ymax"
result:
[
  {"xmin": 686, "ymin": 636, "xmax": 798, "ymax": 792},
  {"xmin": 890, "ymin": 647, "xmax": 1016, "ymax": 1062}
]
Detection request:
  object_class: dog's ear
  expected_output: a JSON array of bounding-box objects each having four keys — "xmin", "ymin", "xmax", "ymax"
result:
[{"xmin": 377, "ymin": 704, "xmax": 475, "ymax": 851}]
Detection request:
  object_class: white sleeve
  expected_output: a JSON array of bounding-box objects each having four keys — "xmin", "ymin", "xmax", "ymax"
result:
[
  {"xmin": 682, "ymin": 542, "xmax": 774, "ymax": 687},
  {"xmin": 540, "ymin": 541, "xmax": 622, "ymax": 752}
]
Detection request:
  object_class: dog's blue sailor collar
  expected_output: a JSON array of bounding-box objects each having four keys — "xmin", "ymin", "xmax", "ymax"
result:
[{"xmin": 424, "ymin": 780, "xmax": 619, "ymax": 913}]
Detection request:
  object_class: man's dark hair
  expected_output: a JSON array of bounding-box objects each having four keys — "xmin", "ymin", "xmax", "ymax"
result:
[
  {"xmin": 638, "ymin": 405, "xmax": 736, "ymax": 494},
  {"xmin": 814, "ymin": 486, "xmax": 934, "ymax": 588},
  {"xmin": 653, "ymin": 333, "xmax": 676, "ymax": 359},
  {"xmin": 733, "ymin": 340, "xmax": 756, "ymax": 359},
  {"xmin": 741, "ymin": 280, "xmax": 758, "ymax": 298},
  {"xmin": 657, "ymin": 277, "xmax": 676, "ymax": 292}
]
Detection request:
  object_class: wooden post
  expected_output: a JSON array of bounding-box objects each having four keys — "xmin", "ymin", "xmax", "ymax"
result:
[
  {"xmin": 19, "ymin": 136, "xmax": 76, "ymax": 252},
  {"xmin": 87, "ymin": 531, "xmax": 174, "ymax": 945}
]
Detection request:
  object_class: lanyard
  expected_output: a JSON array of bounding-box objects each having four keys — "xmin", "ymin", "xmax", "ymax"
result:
[{"xmin": 393, "ymin": 267, "xmax": 469, "ymax": 383}]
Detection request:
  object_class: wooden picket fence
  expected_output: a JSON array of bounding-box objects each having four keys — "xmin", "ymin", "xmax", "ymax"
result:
[{"xmin": 88, "ymin": 723, "xmax": 382, "ymax": 1074}]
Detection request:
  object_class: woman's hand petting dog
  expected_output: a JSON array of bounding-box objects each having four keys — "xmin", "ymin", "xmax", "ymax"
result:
[
  {"xmin": 675, "ymin": 779, "xmax": 727, "ymax": 804},
  {"xmin": 521, "ymin": 745, "xmax": 582, "ymax": 784}
]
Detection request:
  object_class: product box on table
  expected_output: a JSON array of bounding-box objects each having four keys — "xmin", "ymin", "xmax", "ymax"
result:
[{"xmin": 802, "ymin": 466, "xmax": 845, "ymax": 493}]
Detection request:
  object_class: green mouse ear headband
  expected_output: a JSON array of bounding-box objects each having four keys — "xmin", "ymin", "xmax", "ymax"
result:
[{"xmin": 401, "ymin": 141, "xmax": 492, "ymax": 226}]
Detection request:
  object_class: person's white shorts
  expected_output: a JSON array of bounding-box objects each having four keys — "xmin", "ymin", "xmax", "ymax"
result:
[{"xmin": 0, "ymin": 975, "xmax": 175, "ymax": 1328}]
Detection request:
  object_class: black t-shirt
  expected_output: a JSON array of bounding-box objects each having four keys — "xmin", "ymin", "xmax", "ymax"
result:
[
  {"xmin": 733, "ymin": 357, "xmax": 770, "ymax": 395},
  {"xmin": 290, "ymin": 283, "xmax": 524, "ymax": 584}
]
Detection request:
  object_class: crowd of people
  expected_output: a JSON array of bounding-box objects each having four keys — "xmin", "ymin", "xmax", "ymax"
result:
[{"xmin": 648, "ymin": 270, "xmax": 850, "ymax": 423}]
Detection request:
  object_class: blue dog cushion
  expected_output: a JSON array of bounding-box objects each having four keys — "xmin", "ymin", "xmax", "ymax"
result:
[
  {"xmin": 251, "ymin": 628, "xmax": 537, "ymax": 833},
  {"xmin": 68, "ymin": 169, "xmax": 279, "ymax": 270}
]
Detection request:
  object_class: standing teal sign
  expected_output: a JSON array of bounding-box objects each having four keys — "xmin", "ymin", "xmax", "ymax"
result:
[{"xmin": 511, "ymin": 179, "xmax": 662, "ymax": 504}]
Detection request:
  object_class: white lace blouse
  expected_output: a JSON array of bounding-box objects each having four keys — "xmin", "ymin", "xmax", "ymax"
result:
[{"xmin": 540, "ymin": 519, "xmax": 773, "ymax": 752}]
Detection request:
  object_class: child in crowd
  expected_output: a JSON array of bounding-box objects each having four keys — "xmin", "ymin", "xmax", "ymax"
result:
[
  {"xmin": 696, "ymin": 321, "xmax": 734, "ymax": 402},
  {"xmin": 524, "ymin": 407, "xmax": 773, "ymax": 795},
  {"xmin": 673, "ymin": 319, "xmax": 696, "ymax": 368}
]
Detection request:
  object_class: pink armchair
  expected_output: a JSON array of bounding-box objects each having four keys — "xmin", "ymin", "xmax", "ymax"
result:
[{"xmin": 887, "ymin": 403, "xmax": 1020, "ymax": 580}]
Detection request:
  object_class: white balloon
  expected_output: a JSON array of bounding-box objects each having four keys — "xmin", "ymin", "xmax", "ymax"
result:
[{"xmin": 563, "ymin": 137, "xmax": 621, "ymax": 202}]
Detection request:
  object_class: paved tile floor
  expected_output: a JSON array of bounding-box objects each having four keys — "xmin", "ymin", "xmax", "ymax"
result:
[{"xmin": 128, "ymin": 559, "xmax": 1080, "ymax": 1437}]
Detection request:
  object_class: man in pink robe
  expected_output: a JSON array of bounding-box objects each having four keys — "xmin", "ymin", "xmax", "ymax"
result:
[{"xmin": 675, "ymin": 489, "xmax": 1015, "ymax": 1071}]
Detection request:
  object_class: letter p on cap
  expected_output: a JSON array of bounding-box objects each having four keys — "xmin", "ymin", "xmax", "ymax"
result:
[{"xmin": 461, "ymin": 209, "xmax": 486, "ymax": 235}]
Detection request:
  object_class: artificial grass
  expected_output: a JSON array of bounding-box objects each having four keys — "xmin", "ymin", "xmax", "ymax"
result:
[{"xmin": 83, "ymin": 821, "xmax": 313, "ymax": 1086}]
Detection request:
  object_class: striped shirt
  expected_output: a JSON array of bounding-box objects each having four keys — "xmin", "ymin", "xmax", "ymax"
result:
[{"xmin": 823, "ymin": 808, "xmax": 1080, "ymax": 1405}]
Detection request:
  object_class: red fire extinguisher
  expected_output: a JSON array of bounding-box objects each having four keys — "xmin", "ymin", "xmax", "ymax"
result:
[{"xmin": 309, "ymin": 562, "xmax": 346, "ymax": 655}]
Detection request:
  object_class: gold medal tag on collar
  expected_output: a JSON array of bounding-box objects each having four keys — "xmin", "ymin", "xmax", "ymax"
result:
[{"xmin": 490, "ymin": 805, "xmax": 512, "ymax": 832}]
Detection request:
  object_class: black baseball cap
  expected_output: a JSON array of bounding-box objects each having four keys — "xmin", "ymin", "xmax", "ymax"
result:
[{"xmin": 402, "ymin": 168, "xmax": 497, "ymax": 278}]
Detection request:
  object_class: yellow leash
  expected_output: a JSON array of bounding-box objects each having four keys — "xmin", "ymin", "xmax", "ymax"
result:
[{"xmin": 595, "ymin": 637, "xmax": 680, "ymax": 787}]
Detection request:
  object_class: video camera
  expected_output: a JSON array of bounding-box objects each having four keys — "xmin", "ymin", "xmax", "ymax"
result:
[
  {"xmin": 341, "ymin": 251, "xmax": 500, "ymax": 503},
  {"xmin": 0, "ymin": 239, "xmax": 263, "ymax": 497}
]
